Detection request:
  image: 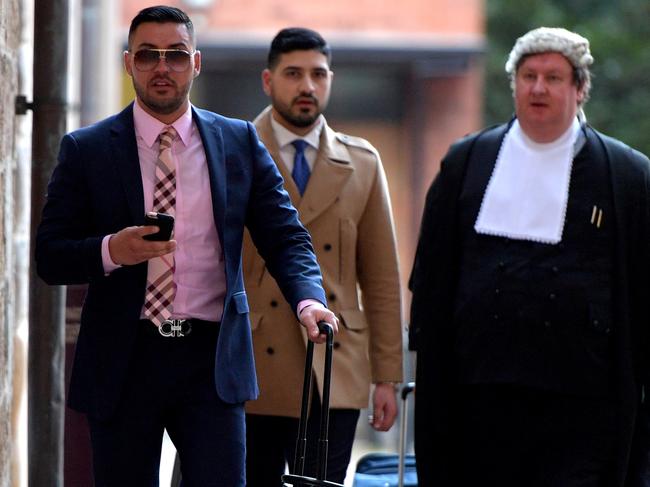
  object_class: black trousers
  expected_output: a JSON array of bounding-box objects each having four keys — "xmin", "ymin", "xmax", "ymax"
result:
[
  {"xmin": 245, "ymin": 394, "xmax": 360, "ymax": 486},
  {"xmin": 87, "ymin": 320, "xmax": 246, "ymax": 487},
  {"xmin": 449, "ymin": 384, "xmax": 618, "ymax": 487}
]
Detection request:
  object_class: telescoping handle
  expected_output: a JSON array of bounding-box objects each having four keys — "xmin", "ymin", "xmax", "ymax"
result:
[
  {"xmin": 398, "ymin": 382, "xmax": 416, "ymax": 487},
  {"xmin": 316, "ymin": 322, "xmax": 334, "ymax": 480},
  {"xmin": 283, "ymin": 321, "xmax": 343, "ymax": 487}
]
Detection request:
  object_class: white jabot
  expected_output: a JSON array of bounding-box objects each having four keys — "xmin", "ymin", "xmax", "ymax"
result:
[{"xmin": 474, "ymin": 118, "xmax": 581, "ymax": 244}]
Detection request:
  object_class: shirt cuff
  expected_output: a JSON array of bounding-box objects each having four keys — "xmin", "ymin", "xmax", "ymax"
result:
[
  {"xmin": 297, "ymin": 298, "xmax": 325, "ymax": 317},
  {"xmin": 101, "ymin": 234, "xmax": 122, "ymax": 274}
]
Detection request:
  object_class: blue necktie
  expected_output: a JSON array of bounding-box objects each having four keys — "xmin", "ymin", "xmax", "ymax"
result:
[{"xmin": 291, "ymin": 140, "xmax": 310, "ymax": 195}]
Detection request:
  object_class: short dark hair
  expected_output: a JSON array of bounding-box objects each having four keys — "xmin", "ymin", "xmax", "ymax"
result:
[
  {"xmin": 267, "ymin": 27, "xmax": 331, "ymax": 69},
  {"xmin": 128, "ymin": 5, "xmax": 195, "ymax": 49}
]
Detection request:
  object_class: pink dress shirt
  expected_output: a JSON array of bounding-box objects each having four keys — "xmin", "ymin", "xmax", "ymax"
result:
[
  {"xmin": 102, "ymin": 100, "xmax": 323, "ymax": 320},
  {"xmin": 102, "ymin": 100, "xmax": 226, "ymax": 321}
]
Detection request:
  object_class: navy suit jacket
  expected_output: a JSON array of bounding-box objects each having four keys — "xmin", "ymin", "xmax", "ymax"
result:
[{"xmin": 35, "ymin": 103, "xmax": 326, "ymax": 420}]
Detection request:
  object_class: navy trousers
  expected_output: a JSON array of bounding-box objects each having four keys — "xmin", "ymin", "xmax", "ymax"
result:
[{"xmin": 87, "ymin": 320, "xmax": 245, "ymax": 487}]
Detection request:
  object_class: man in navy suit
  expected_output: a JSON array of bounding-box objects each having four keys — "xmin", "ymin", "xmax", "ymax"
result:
[{"xmin": 35, "ymin": 5, "xmax": 337, "ymax": 486}]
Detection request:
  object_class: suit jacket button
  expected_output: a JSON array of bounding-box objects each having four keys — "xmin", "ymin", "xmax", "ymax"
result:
[
  {"xmin": 266, "ymin": 347, "xmax": 274, "ymax": 355},
  {"xmin": 333, "ymin": 342, "xmax": 341, "ymax": 349},
  {"xmin": 328, "ymin": 293, "xmax": 336, "ymax": 301},
  {"xmin": 324, "ymin": 243, "xmax": 332, "ymax": 251},
  {"xmin": 270, "ymin": 300, "xmax": 278, "ymax": 307}
]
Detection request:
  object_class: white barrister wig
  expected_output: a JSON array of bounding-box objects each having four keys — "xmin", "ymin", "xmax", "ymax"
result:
[{"xmin": 505, "ymin": 27, "xmax": 594, "ymax": 74}]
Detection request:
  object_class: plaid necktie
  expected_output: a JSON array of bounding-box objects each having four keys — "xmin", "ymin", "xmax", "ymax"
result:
[
  {"xmin": 143, "ymin": 126, "xmax": 177, "ymax": 326},
  {"xmin": 291, "ymin": 139, "xmax": 310, "ymax": 195}
]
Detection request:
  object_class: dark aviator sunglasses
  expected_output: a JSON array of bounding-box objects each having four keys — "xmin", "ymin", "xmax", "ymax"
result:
[{"xmin": 131, "ymin": 49, "xmax": 194, "ymax": 72}]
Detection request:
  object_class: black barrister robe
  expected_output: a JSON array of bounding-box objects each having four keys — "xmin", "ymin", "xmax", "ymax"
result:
[{"xmin": 409, "ymin": 121, "xmax": 650, "ymax": 487}]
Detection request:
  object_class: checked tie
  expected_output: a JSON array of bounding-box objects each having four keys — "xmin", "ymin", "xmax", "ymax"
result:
[
  {"xmin": 291, "ymin": 139, "xmax": 310, "ymax": 195},
  {"xmin": 143, "ymin": 126, "xmax": 177, "ymax": 326}
]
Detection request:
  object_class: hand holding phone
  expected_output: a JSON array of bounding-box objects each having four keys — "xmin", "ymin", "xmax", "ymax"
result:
[{"xmin": 143, "ymin": 212, "xmax": 175, "ymax": 241}]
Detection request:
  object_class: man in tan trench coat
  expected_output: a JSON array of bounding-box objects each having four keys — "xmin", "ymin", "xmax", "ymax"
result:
[{"xmin": 243, "ymin": 27, "xmax": 403, "ymax": 486}]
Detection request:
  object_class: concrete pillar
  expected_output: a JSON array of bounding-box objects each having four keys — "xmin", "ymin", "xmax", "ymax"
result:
[{"xmin": 63, "ymin": 1, "xmax": 121, "ymax": 484}]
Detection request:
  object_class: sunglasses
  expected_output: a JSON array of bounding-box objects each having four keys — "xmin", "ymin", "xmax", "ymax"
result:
[{"xmin": 131, "ymin": 49, "xmax": 194, "ymax": 72}]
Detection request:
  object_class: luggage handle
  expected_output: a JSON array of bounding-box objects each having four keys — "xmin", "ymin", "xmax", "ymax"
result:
[
  {"xmin": 295, "ymin": 321, "xmax": 333, "ymax": 478},
  {"xmin": 283, "ymin": 321, "xmax": 343, "ymax": 487},
  {"xmin": 398, "ymin": 382, "xmax": 416, "ymax": 487}
]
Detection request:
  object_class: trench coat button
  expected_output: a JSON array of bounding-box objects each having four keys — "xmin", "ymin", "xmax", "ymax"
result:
[
  {"xmin": 495, "ymin": 288, "xmax": 501, "ymax": 295},
  {"xmin": 270, "ymin": 300, "xmax": 278, "ymax": 307},
  {"xmin": 333, "ymin": 342, "xmax": 341, "ymax": 349},
  {"xmin": 544, "ymin": 321, "xmax": 551, "ymax": 328},
  {"xmin": 549, "ymin": 293, "xmax": 556, "ymax": 300},
  {"xmin": 498, "ymin": 262, "xmax": 505, "ymax": 270},
  {"xmin": 324, "ymin": 243, "xmax": 332, "ymax": 251},
  {"xmin": 552, "ymin": 266, "xmax": 559, "ymax": 274},
  {"xmin": 493, "ymin": 314, "xmax": 499, "ymax": 321},
  {"xmin": 266, "ymin": 347, "xmax": 274, "ymax": 355},
  {"xmin": 328, "ymin": 293, "xmax": 336, "ymax": 301},
  {"xmin": 593, "ymin": 319, "xmax": 600, "ymax": 328}
]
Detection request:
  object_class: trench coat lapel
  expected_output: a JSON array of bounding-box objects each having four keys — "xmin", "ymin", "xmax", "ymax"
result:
[
  {"xmin": 253, "ymin": 108, "xmax": 303, "ymax": 204},
  {"xmin": 254, "ymin": 107, "xmax": 353, "ymax": 225},
  {"xmin": 298, "ymin": 124, "xmax": 353, "ymax": 225}
]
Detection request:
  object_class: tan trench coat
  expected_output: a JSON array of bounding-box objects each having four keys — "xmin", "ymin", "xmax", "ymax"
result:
[{"xmin": 243, "ymin": 107, "xmax": 403, "ymax": 417}]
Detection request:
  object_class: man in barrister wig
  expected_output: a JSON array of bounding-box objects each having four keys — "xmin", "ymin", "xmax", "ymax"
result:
[{"xmin": 409, "ymin": 27, "xmax": 650, "ymax": 486}]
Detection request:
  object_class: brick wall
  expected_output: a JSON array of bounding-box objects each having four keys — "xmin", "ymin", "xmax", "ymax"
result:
[{"xmin": 122, "ymin": 0, "xmax": 483, "ymax": 35}]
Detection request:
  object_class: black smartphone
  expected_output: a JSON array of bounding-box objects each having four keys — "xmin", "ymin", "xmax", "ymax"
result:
[{"xmin": 143, "ymin": 211, "xmax": 174, "ymax": 241}]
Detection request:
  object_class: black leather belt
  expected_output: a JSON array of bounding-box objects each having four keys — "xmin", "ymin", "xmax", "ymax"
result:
[{"xmin": 141, "ymin": 318, "xmax": 219, "ymax": 338}]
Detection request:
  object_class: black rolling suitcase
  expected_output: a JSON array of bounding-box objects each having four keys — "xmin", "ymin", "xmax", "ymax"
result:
[
  {"xmin": 282, "ymin": 321, "xmax": 343, "ymax": 487},
  {"xmin": 352, "ymin": 383, "xmax": 418, "ymax": 487}
]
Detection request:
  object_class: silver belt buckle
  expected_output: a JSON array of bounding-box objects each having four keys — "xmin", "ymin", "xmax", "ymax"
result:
[{"xmin": 159, "ymin": 319, "xmax": 191, "ymax": 337}]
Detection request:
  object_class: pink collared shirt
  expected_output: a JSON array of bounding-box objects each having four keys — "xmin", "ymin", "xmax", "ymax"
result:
[{"xmin": 101, "ymin": 100, "xmax": 226, "ymax": 321}]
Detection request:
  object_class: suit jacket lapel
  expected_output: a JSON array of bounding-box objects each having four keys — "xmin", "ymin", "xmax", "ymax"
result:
[
  {"xmin": 193, "ymin": 107, "xmax": 226, "ymax": 248},
  {"xmin": 110, "ymin": 103, "xmax": 145, "ymax": 224}
]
